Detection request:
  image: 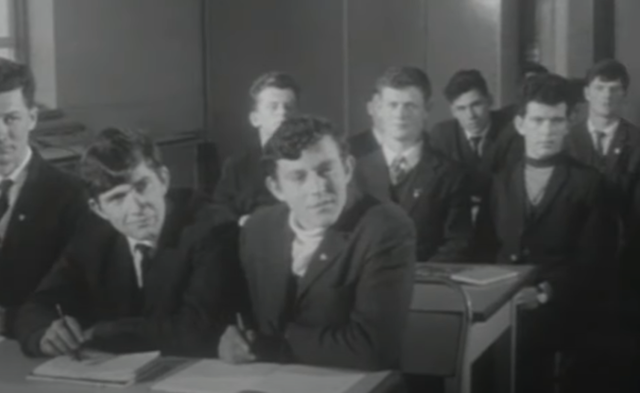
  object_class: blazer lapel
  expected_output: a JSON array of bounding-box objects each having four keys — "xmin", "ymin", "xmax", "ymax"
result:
[
  {"xmin": 507, "ymin": 162, "xmax": 527, "ymax": 236},
  {"xmin": 356, "ymin": 146, "xmax": 391, "ymax": 202},
  {"xmin": 296, "ymin": 228, "xmax": 349, "ymax": 300},
  {"xmin": 259, "ymin": 218, "xmax": 295, "ymax": 328},
  {"xmin": 3, "ymin": 152, "xmax": 48, "ymax": 246},
  {"xmin": 104, "ymin": 235, "xmax": 140, "ymax": 316},
  {"xmin": 604, "ymin": 120, "xmax": 630, "ymax": 171},
  {"xmin": 402, "ymin": 145, "xmax": 439, "ymax": 214},
  {"xmin": 569, "ymin": 124, "xmax": 598, "ymax": 165},
  {"xmin": 528, "ymin": 160, "xmax": 569, "ymax": 225}
]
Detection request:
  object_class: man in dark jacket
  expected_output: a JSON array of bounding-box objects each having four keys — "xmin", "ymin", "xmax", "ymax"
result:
[{"xmin": 16, "ymin": 127, "xmax": 241, "ymax": 358}]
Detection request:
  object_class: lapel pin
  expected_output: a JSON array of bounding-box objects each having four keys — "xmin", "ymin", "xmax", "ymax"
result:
[
  {"xmin": 413, "ymin": 189, "xmax": 422, "ymax": 198},
  {"xmin": 319, "ymin": 253, "xmax": 327, "ymax": 261},
  {"xmin": 615, "ymin": 148, "xmax": 621, "ymax": 155},
  {"xmin": 18, "ymin": 214, "xmax": 25, "ymax": 221}
]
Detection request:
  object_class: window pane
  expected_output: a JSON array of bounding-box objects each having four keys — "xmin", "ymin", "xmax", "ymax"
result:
[
  {"xmin": 0, "ymin": 47, "xmax": 14, "ymax": 60},
  {"xmin": 0, "ymin": 0, "xmax": 9, "ymax": 38}
]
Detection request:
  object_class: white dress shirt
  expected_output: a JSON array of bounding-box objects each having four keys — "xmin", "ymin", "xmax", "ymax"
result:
[
  {"xmin": 373, "ymin": 132, "xmax": 423, "ymax": 172},
  {"xmin": 289, "ymin": 213, "xmax": 326, "ymax": 278},
  {"xmin": 0, "ymin": 147, "xmax": 33, "ymax": 244},
  {"xmin": 588, "ymin": 119, "xmax": 620, "ymax": 155},
  {"xmin": 126, "ymin": 237, "xmax": 155, "ymax": 288}
]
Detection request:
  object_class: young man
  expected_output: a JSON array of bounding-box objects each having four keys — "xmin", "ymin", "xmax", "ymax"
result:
[
  {"xmin": 475, "ymin": 74, "xmax": 616, "ymax": 393},
  {"xmin": 429, "ymin": 69, "xmax": 515, "ymax": 202},
  {"xmin": 213, "ymin": 72, "xmax": 300, "ymax": 226},
  {"xmin": 565, "ymin": 60, "xmax": 640, "ymax": 292},
  {"xmin": 0, "ymin": 58, "xmax": 87, "ymax": 337},
  {"xmin": 218, "ymin": 116, "xmax": 416, "ymax": 371},
  {"xmin": 15, "ymin": 128, "xmax": 240, "ymax": 358},
  {"xmin": 350, "ymin": 66, "xmax": 472, "ymax": 262}
]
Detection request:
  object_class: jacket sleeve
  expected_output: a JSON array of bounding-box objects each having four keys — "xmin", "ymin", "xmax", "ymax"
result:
[
  {"xmin": 212, "ymin": 157, "xmax": 242, "ymax": 220},
  {"xmin": 88, "ymin": 222, "xmax": 242, "ymax": 357},
  {"xmin": 429, "ymin": 168, "xmax": 473, "ymax": 262},
  {"xmin": 15, "ymin": 252, "xmax": 93, "ymax": 357},
  {"xmin": 543, "ymin": 177, "xmax": 617, "ymax": 309},
  {"xmin": 282, "ymin": 210, "xmax": 416, "ymax": 371}
]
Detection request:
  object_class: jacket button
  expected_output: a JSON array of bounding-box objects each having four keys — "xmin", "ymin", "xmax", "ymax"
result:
[{"xmin": 510, "ymin": 254, "xmax": 518, "ymax": 262}]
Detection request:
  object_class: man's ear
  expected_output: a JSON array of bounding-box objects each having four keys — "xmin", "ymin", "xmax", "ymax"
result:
[
  {"xmin": 265, "ymin": 175, "xmax": 285, "ymax": 202},
  {"xmin": 89, "ymin": 198, "xmax": 109, "ymax": 221},
  {"xmin": 157, "ymin": 166, "xmax": 171, "ymax": 190},
  {"xmin": 343, "ymin": 155, "xmax": 355, "ymax": 183},
  {"xmin": 27, "ymin": 105, "xmax": 39, "ymax": 132},
  {"xmin": 249, "ymin": 111, "xmax": 260, "ymax": 129},
  {"xmin": 514, "ymin": 115, "xmax": 525, "ymax": 136}
]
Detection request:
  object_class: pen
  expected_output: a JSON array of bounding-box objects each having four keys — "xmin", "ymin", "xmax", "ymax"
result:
[
  {"xmin": 236, "ymin": 313, "xmax": 246, "ymax": 332},
  {"xmin": 55, "ymin": 304, "xmax": 83, "ymax": 361}
]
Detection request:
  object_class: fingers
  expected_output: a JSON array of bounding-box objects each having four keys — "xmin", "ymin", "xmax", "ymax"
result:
[
  {"xmin": 40, "ymin": 318, "xmax": 83, "ymax": 357},
  {"xmin": 218, "ymin": 326, "xmax": 256, "ymax": 364},
  {"xmin": 64, "ymin": 316, "xmax": 85, "ymax": 343}
]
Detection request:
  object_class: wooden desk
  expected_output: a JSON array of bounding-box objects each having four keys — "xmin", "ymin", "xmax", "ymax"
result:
[
  {"xmin": 403, "ymin": 264, "xmax": 537, "ymax": 393},
  {"xmin": 35, "ymin": 129, "xmax": 204, "ymax": 189},
  {"xmin": 0, "ymin": 340, "xmax": 404, "ymax": 393}
]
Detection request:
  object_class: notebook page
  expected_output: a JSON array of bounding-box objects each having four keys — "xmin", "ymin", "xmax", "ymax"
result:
[
  {"xmin": 257, "ymin": 365, "xmax": 365, "ymax": 393},
  {"xmin": 32, "ymin": 351, "xmax": 160, "ymax": 383},
  {"xmin": 152, "ymin": 359, "xmax": 278, "ymax": 393}
]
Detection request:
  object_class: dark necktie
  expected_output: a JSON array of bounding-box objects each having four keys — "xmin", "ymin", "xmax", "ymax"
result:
[
  {"xmin": 389, "ymin": 156, "xmax": 409, "ymax": 185},
  {"xmin": 594, "ymin": 131, "xmax": 607, "ymax": 157},
  {"xmin": 0, "ymin": 179, "xmax": 14, "ymax": 221},
  {"xmin": 469, "ymin": 136, "xmax": 483, "ymax": 157},
  {"xmin": 134, "ymin": 244, "xmax": 153, "ymax": 287}
]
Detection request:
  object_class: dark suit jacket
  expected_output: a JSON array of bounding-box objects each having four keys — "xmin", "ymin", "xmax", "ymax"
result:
[
  {"xmin": 240, "ymin": 192, "xmax": 416, "ymax": 371},
  {"xmin": 566, "ymin": 120, "xmax": 640, "ymax": 233},
  {"xmin": 429, "ymin": 111, "xmax": 517, "ymax": 197},
  {"xmin": 15, "ymin": 188, "xmax": 242, "ymax": 358},
  {"xmin": 349, "ymin": 131, "xmax": 472, "ymax": 262},
  {"xmin": 0, "ymin": 150, "xmax": 87, "ymax": 337},
  {"xmin": 213, "ymin": 139, "xmax": 277, "ymax": 220},
  {"xmin": 566, "ymin": 119, "xmax": 640, "ymax": 300},
  {"xmin": 475, "ymin": 155, "xmax": 617, "ymax": 311}
]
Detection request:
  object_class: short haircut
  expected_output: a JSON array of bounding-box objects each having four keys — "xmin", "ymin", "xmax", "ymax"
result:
[
  {"xmin": 262, "ymin": 115, "xmax": 349, "ymax": 179},
  {"xmin": 375, "ymin": 66, "xmax": 432, "ymax": 102},
  {"xmin": 80, "ymin": 127, "xmax": 164, "ymax": 198},
  {"xmin": 521, "ymin": 62, "xmax": 549, "ymax": 79},
  {"xmin": 0, "ymin": 57, "xmax": 36, "ymax": 108},
  {"xmin": 516, "ymin": 73, "xmax": 575, "ymax": 117},
  {"xmin": 443, "ymin": 69, "xmax": 490, "ymax": 103},
  {"xmin": 249, "ymin": 71, "xmax": 300, "ymax": 108},
  {"xmin": 585, "ymin": 59, "xmax": 630, "ymax": 90}
]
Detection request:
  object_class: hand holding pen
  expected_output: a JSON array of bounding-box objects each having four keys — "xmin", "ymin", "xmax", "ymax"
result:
[
  {"xmin": 218, "ymin": 313, "xmax": 256, "ymax": 364},
  {"xmin": 38, "ymin": 304, "xmax": 85, "ymax": 359}
]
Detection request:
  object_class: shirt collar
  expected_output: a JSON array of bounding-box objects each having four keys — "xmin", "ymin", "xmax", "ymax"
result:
[
  {"xmin": 463, "ymin": 121, "xmax": 492, "ymax": 142},
  {"xmin": 288, "ymin": 211, "xmax": 326, "ymax": 240},
  {"xmin": 587, "ymin": 119, "xmax": 620, "ymax": 137},
  {"xmin": 126, "ymin": 237, "xmax": 155, "ymax": 258},
  {"xmin": 372, "ymin": 131, "xmax": 423, "ymax": 168},
  {"xmin": 0, "ymin": 147, "xmax": 32, "ymax": 183}
]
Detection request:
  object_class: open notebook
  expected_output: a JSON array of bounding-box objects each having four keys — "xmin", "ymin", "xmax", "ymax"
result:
[
  {"xmin": 152, "ymin": 359, "xmax": 366, "ymax": 393},
  {"xmin": 416, "ymin": 264, "xmax": 518, "ymax": 286},
  {"xmin": 28, "ymin": 350, "xmax": 162, "ymax": 388}
]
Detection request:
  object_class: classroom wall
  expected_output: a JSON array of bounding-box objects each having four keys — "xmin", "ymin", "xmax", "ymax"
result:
[
  {"xmin": 205, "ymin": 0, "xmax": 520, "ymax": 159},
  {"xmin": 616, "ymin": 0, "xmax": 640, "ymax": 125},
  {"xmin": 51, "ymin": 0, "xmax": 205, "ymax": 133}
]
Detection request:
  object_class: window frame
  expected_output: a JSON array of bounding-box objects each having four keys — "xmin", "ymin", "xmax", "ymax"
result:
[{"xmin": 0, "ymin": 0, "xmax": 29, "ymax": 62}]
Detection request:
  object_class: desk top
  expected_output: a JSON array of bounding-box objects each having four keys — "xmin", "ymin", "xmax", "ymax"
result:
[
  {"xmin": 36, "ymin": 129, "xmax": 202, "ymax": 163},
  {"xmin": 0, "ymin": 340, "xmax": 401, "ymax": 393},
  {"xmin": 411, "ymin": 263, "xmax": 537, "ymax": 322}
]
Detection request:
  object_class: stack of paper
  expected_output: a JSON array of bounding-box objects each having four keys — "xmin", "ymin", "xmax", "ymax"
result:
[
  {"xmin": 28, "ymin": 351, "xmax": 161, "ymax": 388},
  {"xmin": 152, "ymin": 360, "xmax": 365, "ymax": 393}
]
